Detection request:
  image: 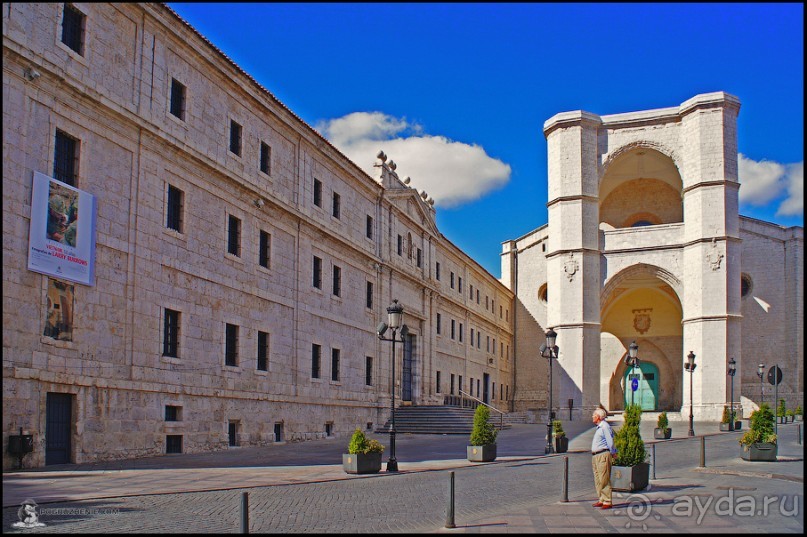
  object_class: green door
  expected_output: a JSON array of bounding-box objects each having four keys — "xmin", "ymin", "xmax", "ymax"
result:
[{"xmin": 624, "ymin": 362, "xmax": 659, "ymax": 411}]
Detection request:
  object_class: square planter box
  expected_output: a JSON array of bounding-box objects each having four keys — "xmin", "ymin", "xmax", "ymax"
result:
[
  {"xmin": 720, "ymin": 421, "xmax": 743, "ymax": 431},
  {"xmin": 467, "ymin": 444, "xmax": 497, "ymax": 462},
  {"xmin": 654, "ymin": 427, "xmax": 671, "ymax": 439},
  {"xmin": 740, "ymin": 442, "xmax": 777, "ymax": 462},
  {"xmin": 611, "ymin": 462, "xmax": 650, "ymax": 492},
  {"xmin": 342, "ymin": 452, "xmax": 382, "ymax": 474},
  {"xmin": 796, "ymin": 415, "xmax": 803, "ymax": 422},
  {"xmin": 554, "ymin": 436, "xmax": 568, "ymax": 453}
]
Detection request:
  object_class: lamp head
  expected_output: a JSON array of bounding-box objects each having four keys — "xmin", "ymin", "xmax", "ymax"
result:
[
  {"xmin": 545, "ymin": 328, "xmax": 557, "ymax": 349},
  {"xmin": 387, "ymin": 299, "xmax": 403, "ymax": 330},
  {"xmin": 757, "ymin": 363, "xmax": 764, "ymax": 377},
  {"xmin": 376, "ymin": 322, "xmax": 388, "ymax": 338},
  {"xmin": 728, "ymin": 357, "xmax": 736, "ymax": 376},
  {"xmin": 629, "ymin": 341, "xmax": 638, "ymax": 359},
  {"xmin": 686, "ymin": 351, "xmax": 696, "ymax": 370}
]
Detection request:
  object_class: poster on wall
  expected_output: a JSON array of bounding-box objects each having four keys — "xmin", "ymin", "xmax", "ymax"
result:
[{"xmin": 27, "ymin": 171, "xmax": 97, "ymax": 286}]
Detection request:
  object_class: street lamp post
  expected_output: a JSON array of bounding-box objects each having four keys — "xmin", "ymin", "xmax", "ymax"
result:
[
  {"xmin": 756, "ymin": 364, "xmax": 765, "ymax": 406},
  {"xmin": 376, "ymin": 299, "xmax": 409, "ymax": 473},
  {"xmin": 625, "ymin": 341, "xmax": 640, "ymax": 407},
  {"xmin": 728, "ymin": 357, "xmax": 737, "ymax": 431},
  {"xmin": 539, "ymin": 328, "xmax": 559, "ymax": 455},
  {"xmin": 684, "ymin": 351, "xmax": 696, "ymax": 437}
]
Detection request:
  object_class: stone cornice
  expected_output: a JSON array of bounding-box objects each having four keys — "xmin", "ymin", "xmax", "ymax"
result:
[{"xmin": 543, "ymin": 110, "xmax": 602, "ymax": 137}]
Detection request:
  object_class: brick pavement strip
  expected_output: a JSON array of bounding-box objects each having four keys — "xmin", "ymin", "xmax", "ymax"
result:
[{"xmin": 3, "ymin": 426, "xmax": 803, "ymax": 533}]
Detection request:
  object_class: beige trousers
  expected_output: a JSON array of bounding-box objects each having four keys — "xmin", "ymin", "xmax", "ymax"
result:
[{"xmin": 592, "ymin": 451, "xmax": 612, "ymax": 504}]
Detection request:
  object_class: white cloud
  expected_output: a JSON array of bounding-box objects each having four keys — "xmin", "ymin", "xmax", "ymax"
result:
[
  {"xmin": 738, "ymin": 154, "xmax": 803, "ymax": 217},
  {"xmin": 315, "ymin": 112, "xmax": 511, "ymax": 207}
]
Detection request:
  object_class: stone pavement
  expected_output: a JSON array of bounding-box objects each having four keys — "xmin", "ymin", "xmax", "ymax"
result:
[{"xmin": 2, "ymin": 420, "xmax": 803, "ymax": 533}]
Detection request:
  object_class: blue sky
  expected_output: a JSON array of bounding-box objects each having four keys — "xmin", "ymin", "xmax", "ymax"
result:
[{"xmin": 168, "ymin": 3, "xmax": 804, "ymax": 278}]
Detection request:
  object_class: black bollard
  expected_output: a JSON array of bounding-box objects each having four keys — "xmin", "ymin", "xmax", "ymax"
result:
[
  {"xmin": 445, "ymin": 471, "xmax": 456, "ymax": 528},
  {"xmin": 561, "ymin": 456, "xmax": 569, "ymax": 502},
  {"xmin": 699, "ymin": 436, "xmax": 705, "ymax": 468},
  {"xmin": 799, "ymin": 423, "xmax": 802, "ymax": 445},
  {"xmin": 241, "ymin": 491, "xmax": 249, "ymax": 533},
  {"xmin": 651, "ymin": 443, "xmax": 656, "ymax": 480}
]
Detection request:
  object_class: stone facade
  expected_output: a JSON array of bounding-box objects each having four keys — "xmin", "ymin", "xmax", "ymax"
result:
[
  {"xmin": 502, "ymin": 94, "xmax": 804, "ymax": 423},
  {"xmin": 2, "ymin": 3, "xmax": 513, "ymax": 469}
]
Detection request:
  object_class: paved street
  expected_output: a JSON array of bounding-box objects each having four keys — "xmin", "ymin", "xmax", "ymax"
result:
[{"xmin": 2, "ymin": 420, "xmax": 803, "ymax": 533}]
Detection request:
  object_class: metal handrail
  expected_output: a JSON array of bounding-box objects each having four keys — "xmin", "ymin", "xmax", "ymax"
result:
[{"xmin": 458, "ymin": 390, "xmax": 505, "ymax": 429}]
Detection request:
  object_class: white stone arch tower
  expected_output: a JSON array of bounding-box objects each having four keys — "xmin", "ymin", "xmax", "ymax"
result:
[{"xmin": 542, "ymin": 92, "xmax": 742, "ymax": 421}]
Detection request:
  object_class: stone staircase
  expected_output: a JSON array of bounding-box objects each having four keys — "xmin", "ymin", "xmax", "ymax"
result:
[{"xmin": 376, "ymin": 405, "xmax": 511, "ymax": 435}]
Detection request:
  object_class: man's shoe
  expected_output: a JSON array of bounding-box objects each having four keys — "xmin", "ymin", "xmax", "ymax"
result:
[
  {"xmin": 592, "ymin": 501, "xmax": 603, "ymax": 507},
  {"xmin": 600, "ymin": 503, "xmax": 613, "ymax": 510}
]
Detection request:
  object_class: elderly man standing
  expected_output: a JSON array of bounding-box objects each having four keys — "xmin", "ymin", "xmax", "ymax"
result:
[{"xmin": 591, "ymin": 407, "xmax": 617, "ymax": 509}]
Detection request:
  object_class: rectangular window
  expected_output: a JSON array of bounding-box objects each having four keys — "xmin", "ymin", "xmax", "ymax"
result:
[
  {"xmin": 54, "ymin": 129, "xmax": 79, "ymax": 186},
  {"xmin": 165, "ymin": 405, "xmax": 180, "ymax": 422},
  {"xmin": 459, "ymin": 375, "xmax": 463, "ymax": 394},
  {"xmin": 229, "ymin": 422, "xmax": 239, "ymax": 446},
  {"xmin": 450, "ymin": 272, "xmax": 455, "ymax": 289},
  {"xmin": 163, "ymin": 308, "xmax": 179, "ymax": 358},
  {"xmin": 331, "ymin": 348, "xmax": 340, "ymax": 381},
  {"xmin": 170, "ymin": 78, "xmax": 186, "ymax": 120},
  {"xmin": 451, "ymin": 319, "xmax": 456, "ymax": 340},
  {"xmin": 166, "ymin": 185, "xmax": 183, "ymax": 232},
  {"xmin": 476, "ymin": 290, "xmax": 480, "ymax": 304},
  {"xmin": 436, "ymin": 313, "xmax": 441, "ymax": 335},
  {"xmin": 458, "ymin": 277, "xmax": 463, "ymax": 293},
  {"xmin": 257, "ymin": 331, "xmax": 269, "ymax": 371},
  {"xmin": 450, "ymin": 374, "xmax": 455, "ymax": 395},
  {"xmin": 470, "ymin": 378, "xmax": 474, "ymax": 396},
  {"xmin": 397, "ymin": 235, "xmax": 403, "ymax": 256},
  {"xmin": 260, "ymin": 142, "xmax": 271, "ymax": 174},
  {"xmin": 459, "ymin": 323, "xmax": 463, "ymax": 343},
  {"xmin": 332, "ymin": 192, "xmax": 341, "ymax": 219},
  {"xmin": 471, "ymin": 328, "xmax": 475, "ymax": 344},
  {"xmin": 477, "ymin": 332, "xmax": 481, "ymax": 348},
  {"xmin": 477, "ymin": 379, "xmax": 480, "ymax": 396},
  {"xmin": 259, "ymin": 230, "xmax": 271, "ymax": 268},
  {"xmin": 436, "ymin": 262, "xmax": 441, "ymax": 281},
  {"xmin": 61, "ymin": 3, "xmax": 84, "ymax": 55},
  {"xmin": 487, "ymin": 336, "xmax": 490, "ymax": 353},
  {"xmin": 44, "ymin": 279, "xmax": 74, "ymax": 341},
  {"xmin": 365, "ymin": 356, "xmax": 373, "ymax": 386},
  {"xmin": 313, "ymin": 178, "xmax": 322, "ymax": 207},
  {"xmin": 312, "ymin": 344, "xmax": 321, "ymax": 379},
  {"xmin": 225, "ymin": 323, "xmax": 239, "ymax": 366},
  {"xmin": 492, "ymin": 299, "xmax": 495, "ymax": 312},
  {"xmin": 470, "ymin": 285, "xmax": 474, "ymax": 300},
  {"xmin": 227, "ymin": 215, "xmax": 241, "ymax": 256},
  {"xmin": 166, "ymin": 435, "xmax": 183, "ymax": 454},
  {"xmin": 332, "ymin": 265, "xmax": 341, "ymax": 297},
  {"xmin": 366, "ymin": 281, "xmax": 373, "ymax": 309},
  {"xmin": 229, "ymin": 120, "xmax": 242, "ymax": 156},
  {"xmin": 313, "ymin": 256, "xmax": 322, "ymax": 289},
  {"xmin": 493, "ymin": 338, "xmax": 497, "ymax": 354},
  {"xmin": 436, "ymin": 371, "xmax": 441, "ymax": 393},
  {"xmin": 416, "ymin": 248, "xmax": 422, "ymax": 268},
  {"xmin": 500, "ymin": 305, "xmax": 503, "ymax": 319},
  {"xmin": 366, "ymin": 215, "xmax": 373, "ymax": 239},
  {"xmin": 486, "ymin": 296, "xmax": 489, "ymax": 309}
]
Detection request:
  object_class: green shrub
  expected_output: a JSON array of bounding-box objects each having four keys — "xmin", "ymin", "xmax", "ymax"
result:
[
  {"xmin": 721, "ymin": 406, "xmax": 733, "ymax": 424},
  {"xmin": 796, "ymin": 405, "xmax": 803, "ymax": 416},
  {"xmin": 785, "ymin": 409, "xmax": 794, "ymax": 418},
  {"xmin": 347, "ymin": 428, "xmax": 385, "ymax": 454},
  {"xmin": 469, "ymin": 405, "xmax": 498, "ymax": 446},
  {"xmin": 777, "ymin": 399, "xmax": 787, "ymax": 417},
  {"xmin": 740, "ymin": 403, "xmax": 776, "ymax": 446},
  {"xmin": 657, "ymin": 411, "xmax": 669, "ymax": 431},
  {"xmin": 552, "ymin": 420, "xmax": 566, "ymax": 438},
  {"xmin": 614, "ymin": 403, "xmax": 646, "ymax": 467}
]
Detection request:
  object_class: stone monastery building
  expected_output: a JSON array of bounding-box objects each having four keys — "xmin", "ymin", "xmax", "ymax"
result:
[{"xmin": 3, "ymin": 3, "xmax": 803, "ymax": 469}]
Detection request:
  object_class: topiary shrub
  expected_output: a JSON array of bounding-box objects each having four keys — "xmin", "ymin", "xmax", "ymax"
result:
[
  {"xmin": 469, "ymin": 405, "xmax": 498, "ymax": 446},
  {"xmin": 777, "ymin": 399, "xmax": 787, "ymax": 417},
  {"xmin": 657, "ymin": 411, "xmax": 669, "ymax": 431},
  {"xmin": 721, "ymin": 406, "xmax": 732, "ymax": 424},
  {"xmin": 614, "ymin": 403, "xmax": 646, "ymax": 466},
  {"xmin": 552, "ymin": 420, "xmax": 566, "ymax": 438},
  {"xmin": 740, "ymin": 403, "xmax": 776, "ymax": 445},
  {"xmin": 796, "ymin": 405, "xmax": 803, "ymax": 416},
  {"xmin": 347, "ymin": 428, "xmax": 385, "ymax": 454}
]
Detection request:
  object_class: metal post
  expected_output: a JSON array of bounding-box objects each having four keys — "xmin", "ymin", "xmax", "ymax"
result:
[
  {"xmin": 798, "ymin": 423, "xmax": 802, "ymax": 445},
  {"xmin": 388, "ymin": 329, "xmax": 398, "ymax": 472},
  {"xmin": 631, "ymin": 362, "xmax": 635, "ymax": 407},
  {"xmin": 774, "ymin": 364, "xmax": 779, "ymax": 437},
  {"xmin": 561, "ymin": 456, "xmax": 569, "ymax": 502},
  {"xmin": 445, "ymin": 471, "xmax": 456, "ymax": 528},
  {"xmin": 699, "ymin": 436, "xmax": 705, "ymax": 468},
  {"xmin": 688, "ymin": 369, "xmax": 695, "ymax": 437},
  {"xmin": 545, "ymin": 352, "xmax": 554, "ymax": 454},
  {"xmin": 729, "ymin": 372, "xmax": 734, "ymax": 431},
  {"xmin": 241, "ymin": 492, "xmax": 249, "ymax": 534},
  {"xmin": 651, "ymin": 443, "xmax": 656, "ymax": 480}
]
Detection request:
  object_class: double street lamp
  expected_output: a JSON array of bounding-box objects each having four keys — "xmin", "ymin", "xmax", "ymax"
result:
[
  {"xmin": 727, "ymin": 357, "xmax": 737, "ymax": 431},
  {"xmin": 625, "ymin": 341, "xmax": 640, "ymax": 407},
  {"xmin": 757, "ymin": 363, "xmax": 765, "ymax": 405},
  {"xmin": 684, "ymin": 351, "xmax": 697, "ymax": 437},
  {"xmin": 376, "ymin": 299, "xmax": 409, "ymax": 473},
  {"xmin": 539, "ymin": 328, "xmax": 559, "ymax": 455}
]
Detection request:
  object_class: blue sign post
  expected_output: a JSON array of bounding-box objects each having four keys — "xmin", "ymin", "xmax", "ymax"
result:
[{"xmin": 631, "ymin": 378, "xmax": 639, "ymax": 392}]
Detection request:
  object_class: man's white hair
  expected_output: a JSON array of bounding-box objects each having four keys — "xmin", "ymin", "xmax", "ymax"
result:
[{"xmin": 593, "ymin": 408, "xmax": 607, "ymax": 420}]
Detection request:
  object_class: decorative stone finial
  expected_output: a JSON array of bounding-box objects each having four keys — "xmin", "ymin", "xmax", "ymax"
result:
[
  {"xmin": 428, "ymin": 197, "xmax": 434, "ymax": 206},
  {"xmin": 420, "ymin": 190, "xmax": 428, "ymax": 200},
  {"xmin": 376, "ymin": 150, "xmax": 387, "ymax": 162},
  {"xmin": 403, "ymin": 176, "xmax": 411, "ymax": 185},
  {"xmin": 389, "ymin": 160, "xmax": 396, "ymax": 171}
]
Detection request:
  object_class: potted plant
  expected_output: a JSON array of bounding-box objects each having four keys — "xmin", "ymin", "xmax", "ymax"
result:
[
  {"xmin": 553, "ymin": 420, "xmax": 568, "ymax": 453},
  {"xmin": 343, "ymin": 428, "xmax": 384, "ymax": 474},
  {"xmin": 795, "ymin": 405, "xmax": 803, "ymax": 422},
  {"xmin": 611, "ymin": 403, "xmax": 649, "ymax": 492},
  {"xmin": 467, "ymin": 404, "xmax": 498, "ymax": 462},
  {"xmin": 739, "ymin": 403, "xmax": 777, "ymax": 462},
  {"xmin": 719, "ymin": 406, "xmax": 733, "ymax": 432},
  {"xmin": 785, "ymin": 409, "xmax": 794, "ymax": 423},
  {"xmin": 777, "ymin": 399, "xmax": 787, "ymax": 424},
  {"xmin": 654, "ymin": 411, "xmax": 672, "ymax": 439}
]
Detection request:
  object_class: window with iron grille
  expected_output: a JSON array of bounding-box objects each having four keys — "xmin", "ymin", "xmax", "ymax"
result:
[
  {"xmin": 436, "ymin": 313, "xmax": 441, "ymax": 335},
  {"xmin": 366, "ymin": 215, "xmax": 373, "ymax": 239},
  {"xmin": 313, "ymin": 256, "xmax": 322, "ymax": 289},
  {"xmin": 366, "ymin": 281, "xmax": 373, "ymax": 309},
  {"xmin": 311, "ymin": 344, "xmax": 321, "ymax": 379},
  {"xmin": 260, "ymin": 142, "xmax": 271, "ymax": 174},
  {"xmin": 313, "ymin": 178, "xmax": 322, "ymax": 207},
  {"xmin": 54, "ymin": 129, "xmax": 78, "ymax": 186},
  {"xmin": 163, "ymin": 308, "xmax": 179, "ymax": 358},
  {"xmin": 259, "ymin": 230, "xmax": 270, "ymax": 268},
  {"xmin": 332, "ymin": 265, "xmax": 341, "ymax": 297},
  {"xmin": 166, "ymin": 185, "xmax": 183, "ymax": 232},
  {"xmin": 227, "ymin": 215, "xmax": 241, "ymax": 256},
  {"xmin": 61, "ymin": 4, "xmax": 84, "ymax": 55},
  {"xmin": 365, "ymin": 356, "xmax": 373, "ymax": 386},
  {"xmin": 451, "ymin": 319, "xmax": 455, "ymax": 340},
  {"xmin": 331, "ymin": 348, "xmax": 340, "ymax": 381},
  {"xmin": 165, "ymin": 405, "xmax": 180, "ymax": 422},
  {"xmin": 225, "ymin": 323, "xmax": 239, "ymax": 366},
  {"xmin": 332, "ymin": 192, "xmax": 341, "ymax": 219},
  {"xmin": 166, "ymin": 435, "xmax": 183, "ymax": 454},
  {"xmin": 229, "ymin": 120, "xmax": 242, "ymax": 156},
  {"xmin": 459, "ymin": 323, "xmax": 463, "ymax": 343},
  {"xmin": 170, "ymin": 79, "xmax": 185, "ymax": 120},
  {"xmin": 228, "ymin": 422, "xmax": 239, "ymax": 446},
  {"xmin": 257, "ymin": 331, "xmax": 269, "ymax": 371}
]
